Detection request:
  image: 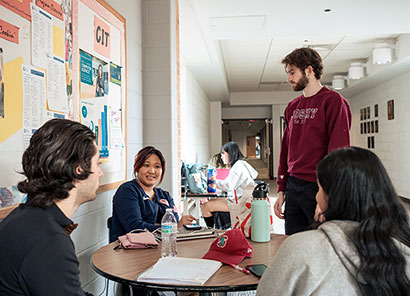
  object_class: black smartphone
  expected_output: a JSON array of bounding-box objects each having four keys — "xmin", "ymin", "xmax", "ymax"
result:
[
  {"xmin": 246, "ymin": 264, "xmax": 267, "ymax": 277},
  {"xmin": 183, "ymin": 224, "xmax": 201, "ymax": 230}
]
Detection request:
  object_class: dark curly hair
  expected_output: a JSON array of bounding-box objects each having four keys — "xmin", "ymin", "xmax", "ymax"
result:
[
  {"xmin": 317, "ymin": 147, "xmax": 410, "ymax": 295},
  {"xmin": 18, "ymin": 119, "xmax": 96, "ymax": 208},
  {"xmin": 133, "ymin": 146, "xmax": 166, "ymax": 185},
  {"xmin": 281, "ymin": 47, "xmax": 323, "ymax": 80}
]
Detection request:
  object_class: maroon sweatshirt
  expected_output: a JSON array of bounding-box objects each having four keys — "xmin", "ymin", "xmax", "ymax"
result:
[{"xmin": 277, "ymin": 86, "xmax": 351, "ymax": 192}]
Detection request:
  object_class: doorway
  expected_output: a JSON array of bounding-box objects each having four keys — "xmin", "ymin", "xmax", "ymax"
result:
[{"xmin": 222, "ymin": 118, "xmax": 273, "ymax": 180}]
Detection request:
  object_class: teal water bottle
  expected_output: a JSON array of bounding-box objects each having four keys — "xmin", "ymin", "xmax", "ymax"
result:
[{"xmin": 251, "ymin": 183, "xmax": 271, "ymax": 242}]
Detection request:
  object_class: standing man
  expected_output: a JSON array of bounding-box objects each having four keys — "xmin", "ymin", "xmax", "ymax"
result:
[
  {"xmin": 0, "ymin": 119, "xmax": 102, "ymax": 295},
  {"xmin": 274, "ymin": 48, "xmax": 351, "ymax": 235}
]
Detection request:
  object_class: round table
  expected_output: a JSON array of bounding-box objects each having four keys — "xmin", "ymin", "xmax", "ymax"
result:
[{"xmin": 91, "ymin": 233, "xmax": 286, "ymax": 293}]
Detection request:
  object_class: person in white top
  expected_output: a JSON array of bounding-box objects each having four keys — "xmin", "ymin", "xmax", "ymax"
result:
[{"xmin": 201, "ymin": 142, "xmax": 258, "ymax": 227}]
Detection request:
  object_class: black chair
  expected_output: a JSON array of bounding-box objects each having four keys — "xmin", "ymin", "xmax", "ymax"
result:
[{"xmin": 213, "ymin": 211, "xmax": 231, "ymax": 229}]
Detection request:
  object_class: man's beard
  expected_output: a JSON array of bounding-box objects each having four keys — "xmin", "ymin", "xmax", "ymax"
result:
[{"xmin": 292, "ymin": 73, "xmax": 309, "ymax": 91}]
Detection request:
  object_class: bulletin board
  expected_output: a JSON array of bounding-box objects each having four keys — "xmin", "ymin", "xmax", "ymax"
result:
[{"xmin": 0, "ymin": 0, "xmax": 127, "ymax": 218}]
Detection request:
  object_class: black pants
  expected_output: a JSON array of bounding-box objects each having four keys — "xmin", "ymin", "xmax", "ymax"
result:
[{"xmin": 284, "ymin": 176, "xmax": 318, "ymax": 235}]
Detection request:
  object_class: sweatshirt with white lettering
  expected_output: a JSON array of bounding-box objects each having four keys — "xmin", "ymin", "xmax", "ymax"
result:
[{"xmin": 277, "ymin": 86, "xmax": 351, "ymax": 192}]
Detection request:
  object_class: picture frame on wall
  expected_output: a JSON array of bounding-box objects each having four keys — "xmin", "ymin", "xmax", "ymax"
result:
[{"xmin": 387, "ymin": 100, "xmax": 394, "ymax": 120}]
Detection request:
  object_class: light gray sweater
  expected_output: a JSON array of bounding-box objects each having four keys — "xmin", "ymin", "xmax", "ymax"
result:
[{"xmin": 256, "ymin": 220, "xmax": 410, "ymax": 296}]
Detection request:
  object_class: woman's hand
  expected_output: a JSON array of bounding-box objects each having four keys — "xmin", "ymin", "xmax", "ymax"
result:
[
  {"xmin": 177, "ymin": 215, "xmax": 197, "ymax": 228},
  {"xmin": 314, "ymin": 204, "xmax": 325, "ymax": 222}
]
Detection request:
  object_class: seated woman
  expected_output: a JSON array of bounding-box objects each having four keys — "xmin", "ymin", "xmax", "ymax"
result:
[
  {"xmin": 257, "ymin": 147, "xmax": 410, "ymax": 295},
  {"xmin": 201, "ymin": 142, "xmax": 258, "ymax": 228},
  {"xmin": 110, "ymin": 146, "xmax": 196, "ymax": 242}
]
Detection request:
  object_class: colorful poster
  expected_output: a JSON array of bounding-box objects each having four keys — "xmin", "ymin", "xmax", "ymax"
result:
[
  {"xmin": 80, "ymin": 50, "xmax": 92, "ymax": 85},
  {"xmin": 110, "ymin": 62, "xmax": 121, "ymax": 86},
  {"xmin": 80, "ymin": 97, "xmax": 109, "ymax": 160},
  {"xmin": 0, "ymin": 19, "xmax": 19, "ymax": 44},
  {"xmin": 0, "ymin": 0, "xmax": 31, "ymax": 21},
  {"xmin": 79, "ymin": 49, "xmax": 108, "ymax": 99},
  {"xmin": 36, "ymin": 0, "xmax": 63, "ymax": 21},
  {"xmin": 94, "ymin": 15, "xmax": 110, "ymax": 59}
]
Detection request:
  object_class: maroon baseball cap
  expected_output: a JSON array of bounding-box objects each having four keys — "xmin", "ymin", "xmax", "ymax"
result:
[{"xmin": 202, "ymin": 229, "xmax": 253, "ymax": 265}]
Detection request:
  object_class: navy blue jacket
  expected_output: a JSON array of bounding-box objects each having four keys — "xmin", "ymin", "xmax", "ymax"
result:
[
  {"xmin": 0, "ymin": 203, "xmax": 92, "ymax": 296},
  {"xmin": 110, "ymin": 180, "xmax": 179, "ymax": 242}
]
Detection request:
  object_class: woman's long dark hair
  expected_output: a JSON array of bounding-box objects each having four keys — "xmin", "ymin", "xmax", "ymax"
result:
[
  {"xmin": 317, "ymin": 147, "xmax": 410, "ymax": 295},
  {"xmin": 221, "ymin": 142, "xmax": 244, "ymax": 167}
]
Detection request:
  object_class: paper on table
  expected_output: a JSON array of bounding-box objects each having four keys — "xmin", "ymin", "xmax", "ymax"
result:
[{"xmin": 137, "ymin": 257, "xmax": 222, "ymax": 285}]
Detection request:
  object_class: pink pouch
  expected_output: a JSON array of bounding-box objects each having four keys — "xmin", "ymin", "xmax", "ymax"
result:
[{"xmin": 117, "ymin": 229, "xmax": 158, "ymax": 249}]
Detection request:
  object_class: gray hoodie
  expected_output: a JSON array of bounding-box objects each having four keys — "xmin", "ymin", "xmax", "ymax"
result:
[{"xmin": 256, "ymin": 220, "xmax": 410, "ymax": 296}]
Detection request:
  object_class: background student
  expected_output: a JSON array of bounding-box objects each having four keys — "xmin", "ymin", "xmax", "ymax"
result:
[
  {"xmin": 200, "ymin": 142, "xmax": 257, "ymax": 227},
  {"xmin": 274, "ymin": 47, "xmax": 351, "ymax": 235},
  {"xmin": 0, "ymin": 119, "xmax": 100, "ymax": 295},
  {"xmin": 257, "ymin": 147, "xmax": 410, "ymax": 295},
  {"xmin": 110, "ymin": 146, "xmax": 195, "ymax": 242}
]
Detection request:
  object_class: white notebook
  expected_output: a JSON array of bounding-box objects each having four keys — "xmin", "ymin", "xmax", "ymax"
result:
[{"xmin": 137, "ymin": 257, "xmax": 222, "ymax": 285}]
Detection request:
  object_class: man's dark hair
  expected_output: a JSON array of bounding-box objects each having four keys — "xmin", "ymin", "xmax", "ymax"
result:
[
  {"xmin": 18, "ymin": 119, "xmax": 96, "ymax": 208},
  {"xmin": 281, "ymin": 47, "xmax": 323, "ymax": 80}
]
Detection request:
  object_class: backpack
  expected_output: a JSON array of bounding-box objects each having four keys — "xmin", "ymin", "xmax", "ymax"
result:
[{"xmin": 181, "ymin": 162, "xmax": 207, "ymax": 194}]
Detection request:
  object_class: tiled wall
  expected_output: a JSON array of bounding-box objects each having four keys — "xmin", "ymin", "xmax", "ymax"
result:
[
  {"xmin": 349, "ymin": 71, "xmax": 410, "ymax": 199},
  {"xmin": 181, "ymin": 64, "xmax": 211, "ymax": 164},
  {"xmin": 142, "ymin": 0, "xmax": 179, "ymax": 200},
  {"xmin": 71, "ymin": 0, "xmax": 143, "ymax": 295}
]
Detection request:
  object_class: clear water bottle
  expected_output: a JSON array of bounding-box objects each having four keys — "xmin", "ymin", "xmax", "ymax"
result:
[{"xmin": 161, "ymin": 208, "xmax": 178, "ymax": 257}]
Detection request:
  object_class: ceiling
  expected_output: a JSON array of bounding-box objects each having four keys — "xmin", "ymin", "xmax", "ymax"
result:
[{"xmin": 180, "ymin": 0, "xmax": 410, "ymax": 106}]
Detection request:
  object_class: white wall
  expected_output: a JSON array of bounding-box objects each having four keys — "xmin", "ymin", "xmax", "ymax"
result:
[
  {"xmin": 349, "ymin": 71, "xmax": 410, "ymax": 199},
  {"xmin": 210, "ymin": 101, "xmax": 222, "ymax": 155},
  {"xmin": 222, "ymin": 106, "xmax": 272, "ymax": 119},
  {"xmin": 181, "ymin": 63, "xmax": 212, "ymax": 164},
  {"xmin": 142, "ymin": 0, "xmax": 179, "ymax": 200},
  {"xmin": 71, "ymin": 1, "xmax": 143, "ymax": 295},
  {"xmin": 271, "ymin": 104, "xmax": 286, "ymax": 179}
]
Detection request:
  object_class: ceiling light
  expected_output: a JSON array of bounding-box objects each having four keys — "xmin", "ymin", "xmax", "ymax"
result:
[
  {"xmin": 372, "ymin": 43, "xmax": 392, "ymax": 64},
  {"xmin": 348, "ymin": 62, "xmax": 365, "ymax": 80},
  {"xmin": 332, "ymin": 75, "xmax": 346, "ymax": 90}
]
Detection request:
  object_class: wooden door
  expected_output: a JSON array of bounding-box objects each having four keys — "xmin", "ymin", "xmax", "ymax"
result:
[{"xmin": 247, "ymin": 136, "xmax": 256, "ymax": 158}]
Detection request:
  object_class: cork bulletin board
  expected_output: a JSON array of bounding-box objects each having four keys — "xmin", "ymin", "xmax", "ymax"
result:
[{"xmin": 0, "ymin": 0, "xmax": 127, "ymax": 218}]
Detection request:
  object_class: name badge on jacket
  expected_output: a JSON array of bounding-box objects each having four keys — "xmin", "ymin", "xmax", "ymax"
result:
[{"xmin": 159, "ymin": 199, "xmax": 169, "ymax": 207}]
